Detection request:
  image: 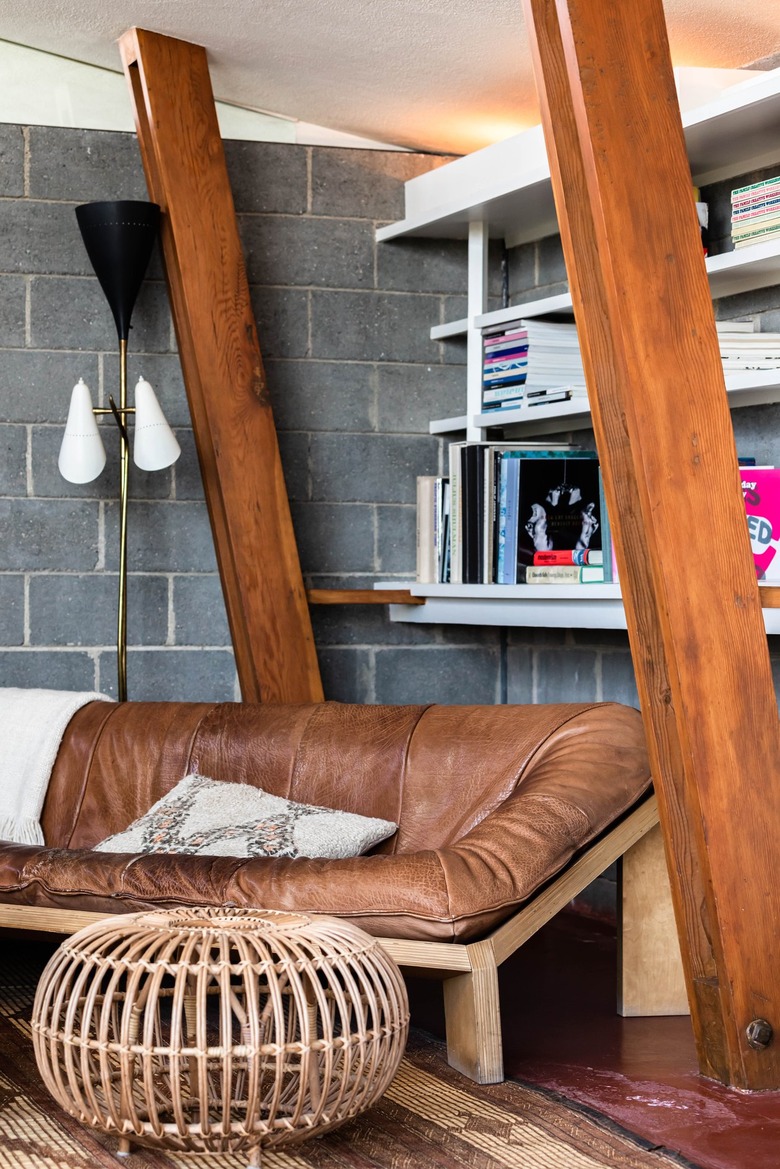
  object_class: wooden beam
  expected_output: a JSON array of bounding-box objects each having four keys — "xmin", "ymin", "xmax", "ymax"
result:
[
  {"xmin": 118, "ymin": 29, "xmax": 322, "ymax": 704},
  {"xmin": 523, "ymin": 0, "xmax": 780, "ymax": 1088}
]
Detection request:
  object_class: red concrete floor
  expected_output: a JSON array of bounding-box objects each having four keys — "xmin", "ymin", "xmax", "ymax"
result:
[{"xmin": 406, "ymin": 913, "xmax": 780, "ymax": 1169}]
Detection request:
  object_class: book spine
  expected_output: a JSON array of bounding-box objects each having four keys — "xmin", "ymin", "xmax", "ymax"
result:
[
  {"xmin": 480, "ymin": 400, "xmax": 525, "ymax": 413},
  {"xmin": 483, "ymin": 375, "xmax": 528, "ymax": 390},
  {"xmin": 731, "ymin": 175, "xmax": 780, "ymax": 198},
  {"xmin": 415, "ymin": 477, "xmax": 436, "ymax": 583},
  {"xmin": 731, "ymin": 198, "xmax": 780, "ymax": 221},
  {"xmin": 481, "ymin": 321, "xmax": 525, "ymax": 338},
  {"xmin": 448, "ymin": 444, "xmax": 462, "ymax": 585},
  {"xmin": 519, "ymin": 565, "xmax": 606, "ymax": 584},
  {"xmin": 432, "ymin": 478, "xmax": 442, "ymax": 582},
  {"xmin": 461, "ymin": 444, "xmax": 484, "ymax": 585},
  {"xmin": 484, "ymin": 348, "xmax": 529, "ymax": 363},
  {"xmin": 484, "ymin": 334, "xmax": 529, "ymax": 349},
  {"xmin": 732, "ymin": 223, "xmax": 780, "ymax": 243},
  {"xmin": 439, "ymin": 480, "xmax": 451, "ymax": 583},
  {"xmin": 533, "ymin": 549, "xmax": 604, "ymax": 565},
  {"xmin": 597, "ymin": 466, "xmax": 613, "ymax": 583},
  {"xmin": 496, "ymin": 454, "xmax": 508, "ymax": 584},
  {"xmin": 483, "ymin": 384, "xmax": 527, "ymax": 403}
]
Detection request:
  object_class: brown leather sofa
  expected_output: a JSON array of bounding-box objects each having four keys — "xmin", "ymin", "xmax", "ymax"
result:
[{"xmin": 0, "ymin": 698, "xmax": 653, "ymax": 1082}]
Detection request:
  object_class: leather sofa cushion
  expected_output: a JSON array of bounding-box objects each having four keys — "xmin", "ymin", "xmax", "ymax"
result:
[{"xmin": 0, "ymin": 700, "xmax": 651, "ymax": 943}]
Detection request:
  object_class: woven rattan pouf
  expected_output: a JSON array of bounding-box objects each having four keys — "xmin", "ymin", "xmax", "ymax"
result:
[{"xmin": 31, "ymin": 907, "xmax": 409, "ymax": 1166}]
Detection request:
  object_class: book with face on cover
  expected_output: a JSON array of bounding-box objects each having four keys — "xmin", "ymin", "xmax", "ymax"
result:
[
  {"xmin": 516, "ymin": 457, "xmax": 603, "ymax": 571},
  {"xmin": 741, "ymin": 466, "xmax": 780, "ymax": 580}
]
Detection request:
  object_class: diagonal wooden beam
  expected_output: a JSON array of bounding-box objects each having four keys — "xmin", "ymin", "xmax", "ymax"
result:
[
  {"xmin": 119, "ymin": 28, "xmax": 323, "ymax": 704},
  {"xmin": 523, "ymin": 0, "xmax": 780, "ymax": 1088}
]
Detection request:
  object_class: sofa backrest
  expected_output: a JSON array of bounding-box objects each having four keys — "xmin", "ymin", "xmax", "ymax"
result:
[{"xmin": 42, "ymin": 699, "xmax": 647, "ymax": 855}]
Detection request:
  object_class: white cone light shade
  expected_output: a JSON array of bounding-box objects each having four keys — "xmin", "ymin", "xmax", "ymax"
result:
[
  {"xmin": 58, "ymin": 379, "xmax": 106, "ymax": 483},
  {"xmin": 133, "ymin": 378, "xmax": 181, "ymax": 471}
]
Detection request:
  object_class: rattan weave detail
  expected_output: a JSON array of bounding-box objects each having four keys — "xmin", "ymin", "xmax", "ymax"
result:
[{"xmin": 31, "ymin": 907, "xmax": 409, "ymax": 1165}]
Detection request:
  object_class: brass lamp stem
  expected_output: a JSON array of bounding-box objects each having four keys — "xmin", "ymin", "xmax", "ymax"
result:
[{"xmin": 117, "ymin": 337, "xmax": 129, "ymax": 702}]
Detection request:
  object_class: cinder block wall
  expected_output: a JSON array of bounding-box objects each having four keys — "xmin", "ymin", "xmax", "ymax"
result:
[{"xmin": 0, "ymin": 123, "xmax": 492, "ymax": 701}]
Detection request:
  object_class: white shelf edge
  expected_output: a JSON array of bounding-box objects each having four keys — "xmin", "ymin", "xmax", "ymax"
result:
[
  {"xmin": 474, "ymin": 293, "xmax": 574, "ymax": 328},
  {"xmin": 467, "ymin": 371, "xmax": 780, "ymax": 432},
  {"xmin": 430, "ymin": 317, "xmax": 468, "ymax": 340},
  {"xmin": 374, "ymin": 581, "xmax": 780, "ymax": 633},
  {"xmin": 429, "ymin": 414, "xmax": 469, "ymax": 435},
  {"xmin": 706, "ymin": 238, "xmax": 780, "ymax": 298},
  {"xmin": 385, "ymin": 582, "xmax": 621, "ymax": 599},
  {"xmin": 376, "ymin": 68, "xmax": 780, "ymax": 242},
  {"xmin": 474, "ymin": 397, "xmax": 591, "ymax": 430},
  {"xmin": 462, "ymin": 239, "xmax": 780, "ymax": 341}
]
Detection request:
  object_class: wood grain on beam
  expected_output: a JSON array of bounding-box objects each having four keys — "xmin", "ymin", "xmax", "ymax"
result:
[
  {"xmin": 119, "ymin": 29, "xmax": 322, "ymax": 704},
  {"xmin": 306, "ymin": 589, "xmax": 426, "ymax": 605},
  {"xmin": 523, "ymin": 0, "xmax": 780, "ymax": 1088}
]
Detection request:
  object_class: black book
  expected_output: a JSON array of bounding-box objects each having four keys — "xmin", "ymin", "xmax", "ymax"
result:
[
  {"xmin": 461, "ymin": 444, "xmax": 484, "ymax": 584},
  {"xmin": 516, "ymin": 457, "xmax": 602, "ymax": 571}
]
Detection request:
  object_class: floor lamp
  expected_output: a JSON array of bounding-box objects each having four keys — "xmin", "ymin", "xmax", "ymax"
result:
[{"xmin": 58, "ymin": 200, "xmax": 180, "ymax": 701}]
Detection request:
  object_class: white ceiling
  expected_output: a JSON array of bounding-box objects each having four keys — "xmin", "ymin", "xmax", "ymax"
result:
[{"xmin": 3, "ymin": 0, "xmax": 780, "ymax": 155}]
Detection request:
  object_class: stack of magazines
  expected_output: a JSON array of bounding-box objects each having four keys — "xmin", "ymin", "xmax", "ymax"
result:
[
  {"xmin": 731, "ymin": 176, "xmax": 780, "ymax": 249},
  {"xmin": 481, "ymin": 318, "xmax": 587, "ymax": 414}
]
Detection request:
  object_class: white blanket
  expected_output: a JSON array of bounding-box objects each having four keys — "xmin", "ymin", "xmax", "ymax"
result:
[{"xmin": 0, "ymin": 687, "xmax": 113, "ymax": 846}]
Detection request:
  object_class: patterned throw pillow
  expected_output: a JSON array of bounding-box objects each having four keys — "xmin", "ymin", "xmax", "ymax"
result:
[{"xmin": 94, "ymin": 774, "xmax": 398, "ymax": 859}]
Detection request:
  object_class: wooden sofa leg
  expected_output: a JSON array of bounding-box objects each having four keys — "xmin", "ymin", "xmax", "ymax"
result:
[
  {"xmin": 442, "ymin": 939, "xmax": 503, "ymax": 1084},
  {"xmin": 618, "ymin": 822, "xmax": 689, "ymax": 1016}
]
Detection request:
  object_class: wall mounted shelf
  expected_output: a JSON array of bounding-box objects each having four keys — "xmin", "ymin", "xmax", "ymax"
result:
[
  {"xmin": 377, "ymin": 582, "xmax": 780, "ymax": 633},
  {"xmin": 376, "ymin": 67, "xmax": 780, "ymax": 630},
  {"xmin": 378, "ymin": 68, "xmax": 780, "ymax": 247},
  {"xmin": 425, "ymin": 240, "xmax": 780, "ymax": 437}
]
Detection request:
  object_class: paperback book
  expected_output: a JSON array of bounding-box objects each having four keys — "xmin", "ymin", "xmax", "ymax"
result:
[{"xmin": 741, "ymin": 466, "xmax": 780, "ymax": 581}]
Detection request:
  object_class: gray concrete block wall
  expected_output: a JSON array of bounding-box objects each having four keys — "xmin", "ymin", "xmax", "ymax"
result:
[{"xmin": 0, "ymin": 123, "xmax": 505, "ymax": 704}]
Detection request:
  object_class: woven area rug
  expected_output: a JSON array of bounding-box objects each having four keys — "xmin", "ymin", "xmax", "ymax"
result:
[{"xmin": 0, "ymin": 941, "xmax": 698, "ymax": 1169}]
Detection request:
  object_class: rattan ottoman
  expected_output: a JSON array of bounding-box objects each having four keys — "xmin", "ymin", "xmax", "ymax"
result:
[{"xmin": 31, "ymin": 907, "xmax": 409, "ymax": 1165}]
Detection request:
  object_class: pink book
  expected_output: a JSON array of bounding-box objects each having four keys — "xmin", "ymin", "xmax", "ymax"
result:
[{"xmin": 741, "ymin": 467, "xmax": 780, "ymax": 580}]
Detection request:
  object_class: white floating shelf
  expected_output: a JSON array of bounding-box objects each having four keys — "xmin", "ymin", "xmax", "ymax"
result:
[
  {"xmin": 464, "ymin": 239, "xmax": 780, "ymax": 338},
  {"xmin": 430, "ymin": 318, "xmax": 468, "ymax": 340},
  {"xmin": 474, "ymin": 293, "xmax": 575, "ymax": 329},
  {"xmin": 377, "ymin": 68, "xmax": 780, "ymax": 245},
  {"xmin": 376, "ymin": 582, "xmax": 780, "ymax": 633},
  {"xmin": 706, "ymin": 239, "xmax": 780, "ymax": 298},
  {"xmin": 432, "ymin": 369, "xmax": 780, "ymax": 437},
  {"xmin": 473, "ymin": 397, "xmax": 591, "ymax": 433},
  {"xmin": 429, "ymin": 414, "xmax": 469, "ymax": 435}
]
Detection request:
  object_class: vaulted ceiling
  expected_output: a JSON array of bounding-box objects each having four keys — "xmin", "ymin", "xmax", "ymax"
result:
[{"xmin": 2, "ymin": 0, "xmax": 780, "ymax": 154}]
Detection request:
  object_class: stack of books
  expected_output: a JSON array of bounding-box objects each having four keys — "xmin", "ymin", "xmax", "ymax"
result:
[
  {"xmin": 718, "ymin": 325, "xmax": 780, "ymax": 372},
  {"xmin": 416, "ymin": 443, "xmax": 613, "ymax": 587},
  {"xmin": 481, "ymin": 324, "xmax": 528, "ymax": 412},
  {"xmin": 481, "ymin": 318, "xmax": 587, "ymax": 414},
  {"xmin": 731, "ymin": 176, "xmax": 780, "ymax": 250}
]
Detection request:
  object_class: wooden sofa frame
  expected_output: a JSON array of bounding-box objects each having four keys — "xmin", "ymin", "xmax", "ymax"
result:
[{"xmin": 0, "ymin": 794, "xmax": 685, "ymax": 1084}]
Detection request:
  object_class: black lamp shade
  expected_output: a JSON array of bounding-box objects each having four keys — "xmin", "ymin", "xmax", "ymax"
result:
[{"xmin": 75, "ymin": 200, "xmax": 161, "ymax": 342}]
